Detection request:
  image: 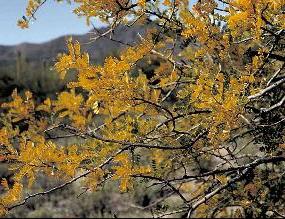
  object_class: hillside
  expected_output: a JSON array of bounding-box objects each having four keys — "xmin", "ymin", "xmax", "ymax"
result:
[{"xmin": 0, "ymin": 25, "xmax": 147, "ymax": 99}]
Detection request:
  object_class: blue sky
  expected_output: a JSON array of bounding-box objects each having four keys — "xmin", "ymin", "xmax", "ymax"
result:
[
  {"xmin": 0, "ymin": 0, "xmax": 225, "ymax": 46},
  {"xmin": 0, "ymin": 1, "xmax": 104, "ymax": 46}
]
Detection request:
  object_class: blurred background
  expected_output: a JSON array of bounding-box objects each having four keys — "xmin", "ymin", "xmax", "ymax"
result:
[{"xmin": 0, "ymin": 1, "xmax": 148, "ymax": 101}]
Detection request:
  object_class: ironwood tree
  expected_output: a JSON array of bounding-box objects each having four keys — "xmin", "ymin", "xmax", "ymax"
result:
[{"xmin": 1, "ymin": 0, "xmax": 285, "ymax": 217}]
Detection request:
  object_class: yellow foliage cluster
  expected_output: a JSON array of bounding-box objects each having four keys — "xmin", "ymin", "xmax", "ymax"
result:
[
  {"xmin": 180, "ymin": 9, "xmax": 210, "ymax": 43},
  {"xmin": 53, "ymin": 90, "xmax": 89, "ymax": 128},
  {"xmin": 191, "ymin": 71, "xmax": 252, "ymax": 143},
  {"xmin": 113, "ymin": 153, "xmax": 151, "ymax": 191},
  {"xmin": 1, "ymin": 90, "xmax": 34, "ymax": 123},
  {"xmin": 0, "ymin": 182, "xmax": 23, "ymax": 210},
  {"xmin": 73, "ymin": 0, "xmax": 130, "ymax": 24},
  {"xmin": 57, "ymin": 37, "xmax": 153, "ymax": 117},
  {"xmin": 228, "ymin": 0, "xmax": 285, "ymax": 38}
]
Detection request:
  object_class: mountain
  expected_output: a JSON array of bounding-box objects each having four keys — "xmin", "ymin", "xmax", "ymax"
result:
[
  {"xmin": 0, "ymin": 25, "xmax": 147, "ymax": 99},
  {"xmin": 0, "ymin": 25, "xmax": 147, "ymax": 64}
]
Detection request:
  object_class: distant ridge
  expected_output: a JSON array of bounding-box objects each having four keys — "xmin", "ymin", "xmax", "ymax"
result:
[
  {"xmin": 0, "ymin": 25, "xmax": 147, "ymax": 99},
  {"xmin": 0, "ymin": 25, "xmax": 147, "ymax": 64}
]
